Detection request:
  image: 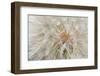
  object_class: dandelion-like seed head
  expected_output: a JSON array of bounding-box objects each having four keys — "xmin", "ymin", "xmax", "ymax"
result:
[{"xmin": 28, "ymin": 16, "xmax": 88, "ymax": 60}]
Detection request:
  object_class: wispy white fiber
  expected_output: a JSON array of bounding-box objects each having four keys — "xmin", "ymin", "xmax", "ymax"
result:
[{"xmin": 28, "ymin": 15, "xmax": 88, "ymax": 60}]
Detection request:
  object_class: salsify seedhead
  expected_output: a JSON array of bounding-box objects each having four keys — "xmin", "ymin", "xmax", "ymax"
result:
[{"xmin": 28, "ymin": 15, "xmax": 88, "ymax": 60}]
